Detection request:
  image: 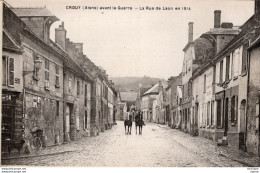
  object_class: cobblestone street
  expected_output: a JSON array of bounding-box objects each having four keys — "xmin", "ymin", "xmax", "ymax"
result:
[{"xmin": 2, "ymin": 121, "xmax": 260, "ymax": 167}]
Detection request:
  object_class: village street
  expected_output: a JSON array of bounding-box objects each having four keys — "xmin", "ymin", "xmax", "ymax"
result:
[{"xmin": 2, "ymin": 121, "xmax": 259, "ymax": 167}]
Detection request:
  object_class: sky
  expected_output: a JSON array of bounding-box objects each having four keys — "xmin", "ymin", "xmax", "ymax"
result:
[{"xmin": 6, "ymin": 0, "xmax": 255, "ymax": 80}]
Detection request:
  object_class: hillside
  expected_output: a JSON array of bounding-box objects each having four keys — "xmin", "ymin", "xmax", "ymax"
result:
[{"xmin": 110, "ymin": 76, "xmax": 167, "ymax": 92}]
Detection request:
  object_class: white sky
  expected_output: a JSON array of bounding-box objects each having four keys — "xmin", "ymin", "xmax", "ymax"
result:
[{"xmin": 6, "ymin": 0, "xmax": 254, "ymax": 79}]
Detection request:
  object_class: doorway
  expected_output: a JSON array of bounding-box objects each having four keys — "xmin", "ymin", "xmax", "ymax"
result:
[
  {"xmin": 224, "ymin": 98, "xmax": 229, "ymax": 136},
  {"xmin": 65, "ymin": 104, "xmax": 73, "ymax": 138},
  {"xmin": 195, "ymin": 103, "xmax": 199, "ymax": 126},
  {"xmin": 239, "ymin": 99, "xmax": 246, "ymax": 150}
]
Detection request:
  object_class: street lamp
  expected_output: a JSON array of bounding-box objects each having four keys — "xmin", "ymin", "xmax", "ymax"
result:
[{"xmin": 23, "ymin": 59, "xmax": 42, "ymax": 75}]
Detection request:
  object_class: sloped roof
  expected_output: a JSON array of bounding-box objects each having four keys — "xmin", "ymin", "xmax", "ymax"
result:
[
  {"xmin": 212, "ymin": 12, "xmax": 260, "ymax": 63},
  {"xmin": 120, "ymin": 91, "xmax": 138, "ymax": 102},
  {"xmin": 203, "ymin": 28, "xmax": 240, "ymax": 35},
  {"xmin": 193, "ymin": 38, "xmax": 214, "ymax": 60},
  {"xmin": 143, "ymin": 82, "xmax": 167, "ymax": 96},
  {"xmin": 11, "ymin": 7, "xmax": 58, "ymax": 18},
  {"xmin": 140, "ymin": 87, "xmax": 150, "ymax": 96},
  {"xmin": 3, "ymin": 29, "xmax": 22, "ymax": 52}
]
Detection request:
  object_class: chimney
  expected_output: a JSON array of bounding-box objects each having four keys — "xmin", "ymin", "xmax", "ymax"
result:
[
  {"xmin": 73, "ymin": 43, "xmax": 83, "ymax": 54},
  {"xmin": 214, "ymin": 10, "xmax": 221, "ymax": 28},
  {"xmin": 256, "ymin": 0, "xmax": 260, "ymax": 14},
  {"xmin": 55, "ymin": 22, "xmax": 67, "ymax": 50},
  {"xmin": 188, "ymin": 22, "xmax": 193, "ymax": 42}
]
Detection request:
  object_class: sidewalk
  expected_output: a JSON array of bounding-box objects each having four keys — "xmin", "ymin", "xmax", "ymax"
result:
[{"xmin": 159, "ymin": 124, "xmax": 260, "ymax": 167}]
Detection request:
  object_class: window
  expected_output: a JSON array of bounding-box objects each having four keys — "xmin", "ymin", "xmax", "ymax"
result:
[
  {"xmin": 211, "ymin": 101, "xmax": 214, "ymax": 126},
  {"xmin": 225, "ymin": 56, "xmax": 230, "ymax": 81},
  {"xmin": 68, "ymin": 77, "xmax": 72, "ymax": 94},
  {"xmin": 2, "ymin": 56, "xmax": 7, "ymax": 86},
  {"xmin": 77, "ymin": 81, "xmax": 80, "ymax": 95},
  {"xmin": 232, "ymin": 49, "xmax": 240, "ymax": 78},
  {"xmin": 55, "ymin": 65, "xmax": 60, "ymax": 88},
  {"xmin": 188, "ymin": 81, "xmax": 192, "ymax": 96},
  {"xmin": 84, "ymin": 111, "xmax": 88, "ymax": 129},
  {"xmin": 56, "ymin": 101, "xmax": 59, "ymax": 116},
  {"xmin": 7, "ymin": 57, "xmax": 15, "ymax": 86},
  {"xmin": 207, "ymin": 102, "xmax": 210, "ymax": 126},
  {"xmin": 204, "ymin": 75, "xmax": 206, "ymax": 93},
  {"xmin": 85, "ymin": 84, "xmax": 87, "ymax": 106},
  {"xmin": 241, "ymin": 44, "xmax": 248, "ymax": 74},
  {"xmin": 45, "ymin": 59, "xmax": 50, "ymax": 81},
  {"xmin": 213, "ymin": 65, "xmax": 216, "ymax": 94},
  {"xmin": 87, "ymin": 84, "xmax": 91, "ymax": 101},
  {"xmin": 231, "ymin": 96, "xmax": 237, "ymax": 124},
  {"xmin": 219, "ymin": 60, "xmax": 223, "ymax": 83},
  {"xmin": 32, "ymin": 52, "xmax": 40, "ymax": 80}
]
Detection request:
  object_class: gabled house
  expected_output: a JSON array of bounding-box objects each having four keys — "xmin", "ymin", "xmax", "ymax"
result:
[{"xmin": 4, "ymin": 4, "xmax": 69, "ymax": 149}]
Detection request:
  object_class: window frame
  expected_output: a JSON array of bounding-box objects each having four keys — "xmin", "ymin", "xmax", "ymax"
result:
[
  {"xmin": 45, "ymin": 59, "xmax": 50, "ymax": 81},
  {"xmin": 55, "ymin": 65, "xmax": 60, "ymax": 88},
  {"xmin": 8, "ymin": 57, "xmax": 14, "ymax": 87},
  {"xmin": 2, "ymin": 56, "xmax": 7, "ymax": 86}
]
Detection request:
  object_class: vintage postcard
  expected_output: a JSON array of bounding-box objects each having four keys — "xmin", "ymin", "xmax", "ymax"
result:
[{"xmin": 1, "ymin": 0, "xmax": 260, "ymax": 169}]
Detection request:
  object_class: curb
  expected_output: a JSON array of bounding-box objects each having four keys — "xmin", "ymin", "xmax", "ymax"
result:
[{"xmin": 1, "ymin": 150, "xmax": 79, "ymax": 161}]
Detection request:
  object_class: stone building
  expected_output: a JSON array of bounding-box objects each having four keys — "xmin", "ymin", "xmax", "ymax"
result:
[
  {"xmin": 164, "ymin": 84, "xmax": 171, "ymax": 126},
  {"xmin": 119, "ymin": 91, "xmax": 137, "ymax": 120},
  {"xmin": 189, "ymin": 5, "xmax": 260, "ymax": 151},
  {"xmin": 167, "ymin": 74, "xmax": 182, "ymax": 128},
  {"xmin": 135, "ymin": 85, "xmax": 150, "ymax": 111},
  {"xmin": 6, "ymin": 5, "xmax": 69, "ymax": 147},
  {"xmin": 141, "ymin": 81, "xmax": 167, "ymax": 123},
  {"xmin": 191, "ymin": 11, "xmax": 241, "ymax": 140},
  {"xmin": 244, "ymin": 3, "xmax": 260, "ymax": 155},
  {"xmin": 54, "ymin": 22, "xmax": 93, "ymax": 141},
  {"xmin": 181, "ymin": 22, "xmax": 215, "ymax": 134},
  {"xmin": 2, "ymin": 25, "xmax": 24, "ymax": 152},
  {"xmin": 247, "ymin": 34, "xmax": 260, "ymax": 156},
  {"xmin": 2, "ymin": 4, "xmax": 117, "ymax": 155}
]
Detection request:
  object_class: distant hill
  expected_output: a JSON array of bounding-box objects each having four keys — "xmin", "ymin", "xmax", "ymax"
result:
[{"xmin": 109, "ymin": 76, "xmax": 167, "ymax": 92}]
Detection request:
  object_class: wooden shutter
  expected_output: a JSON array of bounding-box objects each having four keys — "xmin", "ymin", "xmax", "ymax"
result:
[{"xmin": 8, "ymin": 57, "xmax": 14, "ymax": 86}]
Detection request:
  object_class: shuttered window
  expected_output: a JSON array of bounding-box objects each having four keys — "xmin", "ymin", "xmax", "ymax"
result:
[
  {"xmin": 55, "ymin": 65, "xmax": 60, "ymax": 87},
  {"xmin": 45, "ymin": 59, "xmax": 49, "ymax": 81},
  {"xmin": 2, "ymin": 56, "xmax": 7, "ymax": 86},
  {"xmin": 8, "ymin": 57, "xmax": 14, "ymax": 86}
]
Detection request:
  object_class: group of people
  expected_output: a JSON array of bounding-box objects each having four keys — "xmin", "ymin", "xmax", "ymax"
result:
[
  {"xmin": 128, "ymin": 111, "xmax": 144, "ymax": 125},
  {"xmin": 124, "ymin": 111, "xmax": 145, "ymax": 135}
]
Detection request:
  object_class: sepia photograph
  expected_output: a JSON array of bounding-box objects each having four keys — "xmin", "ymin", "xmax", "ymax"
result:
[{"xmin": 1, "ymin": 0, "xmax": 260, "ymax": 168}]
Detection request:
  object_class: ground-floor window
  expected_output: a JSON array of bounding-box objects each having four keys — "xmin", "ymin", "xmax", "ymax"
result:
[
  {"xmin": 211, "ymin": 101, "xmax": 214, "ymax": 126},
  {"xmin": 207, "ymin": 102, "xmax": 210, "ymax": 126},
  {"xmin": 217, "ymin": 99, "xmax": 222, "ymax": 128}
]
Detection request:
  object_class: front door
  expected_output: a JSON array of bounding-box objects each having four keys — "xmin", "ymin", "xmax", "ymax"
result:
[
  {"xmin": 224, "ymin": 98, "xmax": 229, "ymax": 136},
  {"xmin": 195, "ymin": 103, "xmax": 199, "ymax": 126}
]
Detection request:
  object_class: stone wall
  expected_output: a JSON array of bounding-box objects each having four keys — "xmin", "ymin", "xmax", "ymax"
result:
[{"xmin": 247, "ymin": 46, "xmax": 260, "ymax": 156}]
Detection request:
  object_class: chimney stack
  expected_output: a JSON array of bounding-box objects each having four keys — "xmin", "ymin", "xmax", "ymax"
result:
[
  {"xmin": 55, "ymin": 22, "xmax": 67, "ymax": 50},
  {"xmin": 214, "ymin": 10, "xmax": 221, "ymax": 28},
  {"xmin": 188, "ymin": 22, "xmax": 193, "ymax": 42},
  {"xmin": 255, "ymin": 0, "xmax": 260, "ymax": 14}
]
